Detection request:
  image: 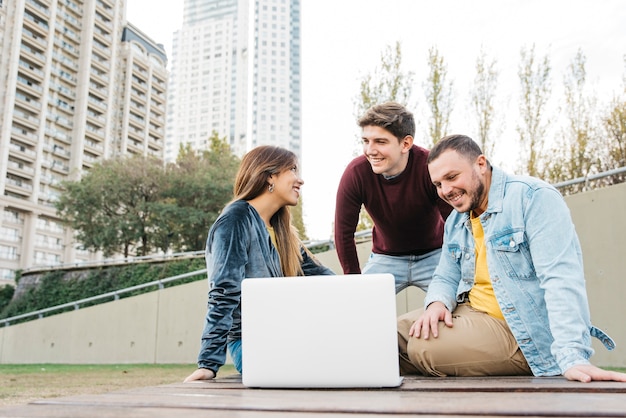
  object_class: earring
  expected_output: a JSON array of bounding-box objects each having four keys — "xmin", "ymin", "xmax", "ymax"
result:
[{"xmin": 268, "ymin": 183, "xmax": 275, "ymax": 193}]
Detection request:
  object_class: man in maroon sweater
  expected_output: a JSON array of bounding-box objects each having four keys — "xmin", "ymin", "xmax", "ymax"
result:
[{"xmin": 334, "ymin": 102, "xmax": 452, "ymax": 293}]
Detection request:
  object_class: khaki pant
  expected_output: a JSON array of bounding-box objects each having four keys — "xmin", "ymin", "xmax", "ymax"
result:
[{"xmin": 397, "ymin": 303, "xmax": 532, "ymax": 377}]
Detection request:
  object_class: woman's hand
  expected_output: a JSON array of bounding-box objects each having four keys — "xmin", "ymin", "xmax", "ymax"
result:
[{"xmin": 183, "ymin": 368, "xmax": 216, "ymax": 382}]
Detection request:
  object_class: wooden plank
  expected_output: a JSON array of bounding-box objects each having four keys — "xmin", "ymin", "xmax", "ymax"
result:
[
  {"xmin": 24, "ymin": 386, "xmax": 626, "ymax": 416},
  {"xmin": 0, "ymin": 405, "xmax": 421, "ymax": 418},
  {"xmin": 3, "ymin": 376, "xmax": 626, "ymax": 417},
  {"xmin": 170, "ymin": 375, "xmax": 626, "ymax": 393}
]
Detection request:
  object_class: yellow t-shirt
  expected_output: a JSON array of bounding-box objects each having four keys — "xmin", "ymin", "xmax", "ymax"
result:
[
  {"xmin": 267, "ymin": 225, "xmax": 277, "ymax": 249},
  {"xmin": 468, "ymin": 214, "xmax": 503, "ymax": 319}
]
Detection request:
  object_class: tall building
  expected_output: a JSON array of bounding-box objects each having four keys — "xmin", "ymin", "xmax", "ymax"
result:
[
  {"xmin": 0, "ymin": 0, "xmax": 168, "ymax": 285},
  {"xmin": 164, "ymin": 0, "xmax": 301, "ymax": 162}
]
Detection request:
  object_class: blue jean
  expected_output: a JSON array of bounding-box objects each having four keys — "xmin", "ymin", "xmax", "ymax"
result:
[
  {"xmin": 361, "ymin": 249, "xmax": 442, "ymax": 293},
  {"xmin": 227, "ymin": 339, "xmax": 242, "ymax": 373}
]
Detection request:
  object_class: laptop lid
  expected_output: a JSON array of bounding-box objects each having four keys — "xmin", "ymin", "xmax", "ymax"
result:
[{"xmin": 241, "ymin": 273, "xmax": 402, "ymax": 388}]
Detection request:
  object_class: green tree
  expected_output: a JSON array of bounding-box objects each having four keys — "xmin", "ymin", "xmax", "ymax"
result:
[
  {"xmin": 603, "ymin": 99, "xmax": 626, "ymax": 175},
  {"xmin": 55, "ymin": 155, "xmax": 166, "ymax": 257},
  {"xmin": 156, "ymin": 133, "xmax": 239, "ymax": 252},
  {"xmin": 423, "ymin": 46, "xmax": 455, "ymax": 147},
  {"xmin": 0, "ymin": 284, "xmax": 15, "ymax": 313},
  {"xmin": 470, "ymin": 48, "xmax": 499, "ymax": 158},
  {"xmin": 291, "ymin": 199, "xmax": 307, "ymax": 240},
  {"xmin": 354, "ymin": 41, "xmax": 414, "ymax": 120},
  {"xmin": 601, "ymin": 56, "xmax": 626, "ymax": 184},
  {"xmin": 517, "ymin": 44, "xmax": 552, "ymax": 177},
  {"xmin": 545, "ymin": 49, "xmax": 602, "ymax": 192}
]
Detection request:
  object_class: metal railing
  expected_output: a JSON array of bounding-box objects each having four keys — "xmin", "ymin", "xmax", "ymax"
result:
[
  {"xmin": 20, "ymin": 250, "xmax": 205, "ymax": 275},
  {"xmin": 552, "ymin": 166, "xmax": 626, "ymax": 190},
  {"xmin": 1, "ymin": 269, "xmax": 207, "ymax": 327}
]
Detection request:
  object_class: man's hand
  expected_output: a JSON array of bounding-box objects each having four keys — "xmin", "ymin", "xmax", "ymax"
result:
[
  {"xmin": 183, "ymin": 368, "xmax": 216, "ymax": 382},
  {"xmin": 409, "ymin": 301, "xmax": 453, "ymax": 339},
  {"xmin": 563, "ymin": 364, "xmax": 626, "ymax": 383}
]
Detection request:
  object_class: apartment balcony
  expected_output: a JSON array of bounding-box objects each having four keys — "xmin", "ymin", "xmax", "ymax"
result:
[
  {"xmin": 22, "ymin": 27, "xmax": 47, "ymax": 49},
  {"xmin": 53, "ymin": 38, "xmax": 79, "ymax": 58},
  {"xmin": 48, "ymin": 114, "xmax": 73, "ymax": 129},
  {"xmin": 53, "ymin": 66, "xmax": 78, "ymax": 84},
  {"xmin": 128, "ymin": 113, "xmax": 145, "ymax": 130},
  {"xmin": 131, "ymin": 88, "xmax": 147, "ymax": 102},
  {"xmin": 15, "ymin": 91, "xmax": 41, "ymax": 112},
  {"xmin": 149, "ymin": 127, "xmax": 164, "ymax": 138},
  {"xmin": 16, "ymin": 75, "xmax": 43, "ymax": 96},
  {"xmin": 23, "ymin": 12, "xmax": 49, "ymax": 38},
  {"xmin": 91, "ymin": 52, "xmax": 110, "ymax": 71},
  {"xmin": 35, "ymin": 241, "xmax": 63, "ymax": 251},
  {"xmin": 4, "ymin": 177, "xmax": 33, "ymax": 196},
  {"xmin": 52, "ymin": 51, "xmax": 79, "ymax": 71},
  {"xmin": 13, "ymin": 107, "xmax": 40, "ymax": 129},
  {"xmin": 62, "ymin": 11, "xmax": 81, "ymax": 30},
  {"xmin": 84, "ymin": 139, "xmax": 104, "ymax": 154},
  {"xmin": 86, "ymin": 110, "xmax": 106, "ymax": 126},
  {"xmin": 63, "ymin": 0, "xmax": 83, "ymax": 16},
  {"xmin": 95, "ymin": 13, "xmax": 113, "ymax": 30},
  {"xmin": 6, "ymin": 160, "xmax": 35, "ymax": 176},
  {"xmin": 54, "ymin": 21, "xmax": 80, "ymax": 42},
  {"xmin": 131, "ymin": 76, "xmax": 148, "ymax": 91},
  {"xmin": 0, "ymin": 231, "xmax": 22, "ymax": 244},
  {"xmin": 0, "ymin": 250, "xmax": 20, "ymax": 261},
  {"xmin": 52, "ymin": 145, "xmax": 71, "ymax": 159},
  {"xmin": 51, "ymin": 82, "xmax": 76, "ymax": 100},
  {"xmin": 93, "ymin": 26, "xmax": 112, "ymax": 44},
  {"xmin": 90, "ymin": 67, "xmax": 109, "ymax": 83},
  {"xmin": 150, "ymin": 99, "xmax": 164, "ymax": 111},
  {"xmin": 128, "ymin": 126, "xmax": 144, "ymax": 141},
  {"xmin": 87, "ymin": 95, "xmax": 107, "ymax": 111},
  {"xmin": 18, "ymin": 59, "xmax": 45, "ymax": 80},
  {"xmin": 96, "ymin": 0, "xmax": 114, "ymax": 18},
  {"xmin": 11, "ymin": 126, "xmax": 39, "ymax": 146},
  {"xmin": 8, "ymin": 142, "xmax": 37, "ymax": 161},
  {"xmin": 20, "ymin": 44, "xmax": 46, "ymax": 65},
  {"xmin": 93, "ymin": 40, "xmax": 111, "ymax": 57},
  {"xmin": 45, "ymin": 126, "xmax": 72, "ymax": 144},
  {"xmin": 127, "ymin": 138, "xmax": 143, "ymax": 153},
  {"xmin": 89, "ymin": 82, "xmax": 108, "ymax": 97},
  {"xmin": 25, "ymin": 0, "xmax": 51, "ymax": 18},
  {"xmin": 50, "ymin": 161, "xmax": 70, "ymax": 174},
  {"xmin": 82, "ymin": 152, "xmax": 98, "ymax": 168},
  {"xmin": 84, "ymin": 124, "xmax": 104, "ymax": 140}
]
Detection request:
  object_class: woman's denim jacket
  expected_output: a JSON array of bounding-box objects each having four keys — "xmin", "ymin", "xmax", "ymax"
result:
[
  {"xmin": 425, "ymin": 166, "xmax": 615, "ymax": 376},
  {"xmin": 197, "ymin": 200, "xmax": 334, "ymax": 373}
]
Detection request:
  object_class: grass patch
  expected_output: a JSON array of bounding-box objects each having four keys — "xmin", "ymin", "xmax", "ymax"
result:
[{"xmin": 0, "ymin": 363, "xmax": 237, "ymax": 407}]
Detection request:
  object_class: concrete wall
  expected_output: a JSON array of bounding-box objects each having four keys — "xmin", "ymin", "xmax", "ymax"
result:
[{"xmin": 1, "ymin": 182, "xmax": 625, "ymax": 367}]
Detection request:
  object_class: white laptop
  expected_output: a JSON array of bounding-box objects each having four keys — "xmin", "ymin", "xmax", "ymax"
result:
[{"xmin": 240, "ymin": 273, "xmax": 402, "ymax": 388}]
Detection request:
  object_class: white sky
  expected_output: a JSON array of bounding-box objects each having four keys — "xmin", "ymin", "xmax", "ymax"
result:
[{"xmin": 127, "ymin": 0, "xmax": 626, "ymax": 240}]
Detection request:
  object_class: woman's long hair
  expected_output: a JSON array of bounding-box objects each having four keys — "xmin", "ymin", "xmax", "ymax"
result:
[{"xmin": 232, "ymin": 145, "xmax": 305, "ymax": 276}]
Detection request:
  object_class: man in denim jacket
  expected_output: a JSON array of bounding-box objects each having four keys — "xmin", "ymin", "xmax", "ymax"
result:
[{"xmin": 398, "ymin": 134, "xmax": 626, "ymax": 383}]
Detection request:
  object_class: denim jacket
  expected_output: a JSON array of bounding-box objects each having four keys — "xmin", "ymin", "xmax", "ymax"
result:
[
  {"xmin": 424, "ymin": 166, "xmax": 615, "ymax": 376},
  {"xmin": 197, "ymin": 200, "xmax": 334, "ymax": 373}
]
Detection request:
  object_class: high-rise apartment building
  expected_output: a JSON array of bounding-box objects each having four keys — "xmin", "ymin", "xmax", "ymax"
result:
[
  {"xmin": 0, "ymin": 0, "xmax": 168, "ymax": 285},
  {"xmin": 164, "ymin": 0, "xmax": 301, "ymax": 162}
]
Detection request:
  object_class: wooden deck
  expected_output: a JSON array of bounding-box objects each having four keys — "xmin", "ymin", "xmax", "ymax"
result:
[{"xmin": 1, "ymin": 375, "xmax": 625, "ymax": 417}]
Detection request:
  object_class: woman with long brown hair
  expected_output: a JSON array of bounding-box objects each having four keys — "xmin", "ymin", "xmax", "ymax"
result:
[{"xmin": 184, "ymin": 145, "xmax": 333, "ymax": 382}]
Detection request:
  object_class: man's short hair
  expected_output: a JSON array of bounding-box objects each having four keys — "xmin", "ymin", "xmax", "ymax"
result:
[
  {"xmin": 428, "ymin": 134, "xmax": 484, "ymax": 164},
  {"xmin": 358, "ymin": 102, "xmax": 415, "ymax": 141}
]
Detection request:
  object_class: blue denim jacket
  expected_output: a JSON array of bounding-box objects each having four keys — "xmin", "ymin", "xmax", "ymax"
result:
[
  {"xmin": 424, "ymin": 166, "xmax": 615, "ymax": 376},
  {"xmin": 197, "ymin": 200, "xmax": 334, "ymax": 373}
]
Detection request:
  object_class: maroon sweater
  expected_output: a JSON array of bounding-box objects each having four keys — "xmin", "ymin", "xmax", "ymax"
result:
[{"xmin": 334, "ymin": 145, "xmax": 452, "ymax": 274}]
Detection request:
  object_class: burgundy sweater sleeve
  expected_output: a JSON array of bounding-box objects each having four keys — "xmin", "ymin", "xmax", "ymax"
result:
[{"xmin": 334, "ymin": 159, "xmax": 365, "ymax": 274}]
